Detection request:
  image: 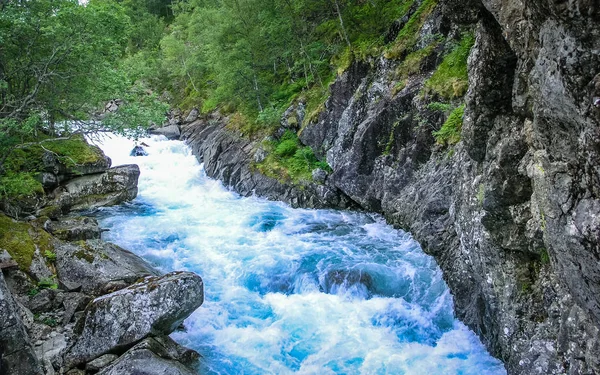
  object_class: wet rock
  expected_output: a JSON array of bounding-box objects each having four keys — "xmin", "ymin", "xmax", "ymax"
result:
[
  {"xmin": 54, "ymin": 239, "xmax": 159, "ymax": 295},
  {"xmin": 0, "ymin": 272, "xmax": 44, "ymax": 375},
  {"xmin": 130, "ymin": 145, "xmax": 148, "ymax": 157},
  {"xmin": 65, "ymin": 271, "xmax": 204, "ymax": 366},
  {"xmin": 51, "ymin": 165, "xmax": 140, "ymax": 212},
  {"xmin": 323, "ymin": 269, "xmax": 373, "ymax": 294}
]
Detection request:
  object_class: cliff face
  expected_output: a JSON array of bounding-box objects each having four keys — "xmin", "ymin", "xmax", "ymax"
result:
[{"xmin": 183, "ymin": 0, "xmax": 600, "ymax": 373}]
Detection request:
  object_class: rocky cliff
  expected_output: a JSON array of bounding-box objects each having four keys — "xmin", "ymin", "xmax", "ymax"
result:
[{"xmin": 180, "ymin": 0, "xmax": 600, "ymax": 373}]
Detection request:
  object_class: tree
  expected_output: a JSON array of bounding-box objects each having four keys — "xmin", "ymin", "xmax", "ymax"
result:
[{"xmin": 0, "ymin": 0, "xmax": 167, "ymax": 166}]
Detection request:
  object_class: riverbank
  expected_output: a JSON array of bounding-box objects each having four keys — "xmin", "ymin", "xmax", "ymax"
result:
[{"xmin": 0, "ymin": 139, "xmax": 203, "ymax": 374}]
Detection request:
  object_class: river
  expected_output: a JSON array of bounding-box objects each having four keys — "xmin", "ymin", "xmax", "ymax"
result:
[{"xmin": 92, "ymin": 134, "xmax": 506, "ymax": 375}]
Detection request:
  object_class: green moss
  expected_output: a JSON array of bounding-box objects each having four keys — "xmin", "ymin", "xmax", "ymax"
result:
[
  {"xmin": 0, "ymin": 173, "xmax": 44, "ymax": 199},
  {"xmin": 43, "ymin": 135, "xmax": 105, "ymax": 168},
  {"xmin": 384, "ymin": 121, "xmax": 401, "ymax": 156},
  {"xmin": 540, "ymin": 248, "xmax": 550, "ymax": 265},
  {"xmin": 74, "ymin": 241, "xmax": 96, "ymax": 263},
  {"xmin": 256, "ymin": 131, "xmax": 330, "ymax": 183},
  {"xmin": 433, "ymin": 104, "xmax": 465, "ymax": 146},
  {"xmin": 427, "ymin": 102, "xmax": 453, "ymax": 112},
  {"xmin": 424, "ymin": 33, "xmax": 475, "ymax": 99},
  {"xmin": 477, "ymin": 183, "xmax": 485, "ymax": 206},
  {"xmin": 396, "ymin": 43, "xmax": 437, "ymax": 79},
  {"xmin": 385, "ymin": 0, "xmax": 438, "ymax": 59},
  {"xmin": 38, "ymin": 276, "xmax": 58, "ymax": 290},
  {"xmin": 0, "ymin": 135, "xmax": 105, "ymax": 199},
  {"xmin": 301, "ymin": 86, "xmax": 330, "ymax": 128},
  {"xmin": 0, "ymin": 214, "xmax": 54, "ymax": 271}
]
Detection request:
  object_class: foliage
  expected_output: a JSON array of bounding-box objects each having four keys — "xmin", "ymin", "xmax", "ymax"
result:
[
  {"xmin": 44, "ymin": 250, "xmax": 57, "ymax": 263},
  {"xmin": 385, "ymin": 0, "xmax": 438, "ymax": 59},
  {"xmin": 433, "ymin": 104, "xmax": 465, "ymax": 145},
  {"xmin": 427, "ymin": 102, "xmax": 453, "ymax": 112},
  {"xmin": 0, "ymin": 135, "xmax": 108, "ymax": 199},
  {"xmin": 38, "ymin": 276, "xmax": 58, "ymax": 290},
  {"xmin": 0, "ymin": 0, "xmax": 168, "ymax": 168},
  {"xmin": 424, "ymin": 33, "xmax": 475, "ymax": 99},
  {"xmin": 257, "ymin": 131, "xmax": 330, "ymax": 183}
]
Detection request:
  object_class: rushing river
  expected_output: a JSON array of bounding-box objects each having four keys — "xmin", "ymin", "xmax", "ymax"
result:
[{"xmin": 92, "ymin": 135, "xmax": 505, "ymax": 375}]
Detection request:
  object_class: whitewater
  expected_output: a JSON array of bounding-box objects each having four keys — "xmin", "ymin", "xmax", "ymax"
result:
[{"xmin": 92, "ymin": 134, "xmax": 506, "ymax": 375}]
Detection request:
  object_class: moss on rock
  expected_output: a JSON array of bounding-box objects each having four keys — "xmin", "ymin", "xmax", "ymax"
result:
[
  {"xmin": 0, "ymin": 214, "xmax": 54, "ymax": 271},
  {"xmin": 424, "ymin": 33, "xmax": 475, "ymax": 99}
]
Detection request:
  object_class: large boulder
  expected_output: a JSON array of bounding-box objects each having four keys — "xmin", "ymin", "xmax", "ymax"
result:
[
  {"xmin": 97, "ymin": 346, "xmax": 195, "ymax": 375},
  {"xmin": 46, "ymin": 216, "xmax": 102, "ymax": 242},
  {"xmin": 54, "ymin": 239, "xmax": 159, "ymax": 295},
  {"xmin": 0, "ymin": 271, "xmax": 44, "ymax": 375},
  {"xmin": 51, "ymin": 165, "xmax": 140, "ymax": 212},
  {"xmin": 149, "ymin": 125, "xmax": 181, "ymax": 140},
  {"xmin": 65, "ymin": 271, "xmax": 203, "ymax": 366}
]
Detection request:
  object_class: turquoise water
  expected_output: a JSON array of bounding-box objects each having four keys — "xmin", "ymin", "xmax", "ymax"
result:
[{"xmin": 94, "ymin": 135, "xmax": 506, "ymax": 375}]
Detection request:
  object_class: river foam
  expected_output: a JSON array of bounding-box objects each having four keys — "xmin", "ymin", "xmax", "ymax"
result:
[{"xmin": 92, "ymin": 134, "xmax": 506, "ymax": 375}]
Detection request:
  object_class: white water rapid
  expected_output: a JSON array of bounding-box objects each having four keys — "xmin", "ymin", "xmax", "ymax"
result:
[{"xmin": 92, "ymin": 135, "xmax": 506, "ymax": 375}]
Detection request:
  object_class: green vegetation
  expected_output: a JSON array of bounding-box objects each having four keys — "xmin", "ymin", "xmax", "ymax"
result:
[
  {"xmin": 257, "ymin": 131, "xmax": 330, "ymax": 183},
  {"xmin": 433, "ymin": 104, "xmax": 465, "ymax": 146},
  {"xmin": 42, "ymin": 317, "xmax": 59, "ymax": 327},
  {"xmin": 0, "ymin": 214, "xmax": 54, "ymax": 270},
  {"xmin": 44, "ymin": 250, "xmax": 57, "ymax": 263},
  {"xmin": 385, "ymin": 0, "xmax": 438, "ymax": 59},
  {"xmin": 0, "ymin": 135, "xmax": 108, "ymax": 200},
  {"xmin": 428, "ymin": 102, "xmax": 453, "ymax": 112},
  {"xmin": 540, "ymin": 248, "xmax": 550, "ymax": 265},
  {"xmin": 123, "ymin": 0, "xmax": 420, "ymax": 129},
  {"xmin": 424, "ymin": 33, "xmax": 475, "ymax": 99},
  {"xmin": 0, "ymin": 0, "xmax": 168, "ymax": 178},
  {"xmin": 38, "ymin": 276, "xmax": 58, "ymax": 290},
  {"xmin": 477, "ymin": 183, "xmax": 485, "ymax": 205}
]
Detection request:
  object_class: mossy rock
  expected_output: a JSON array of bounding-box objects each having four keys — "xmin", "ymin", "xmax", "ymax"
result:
[{"xmin": 0, "ymin": 214, "xmax": 54, "ymax": 271}]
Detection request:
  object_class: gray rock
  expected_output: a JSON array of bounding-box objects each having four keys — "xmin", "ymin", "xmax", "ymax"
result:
[
  {"xmin": 34, "ymin": 331, "xmax": 67, "ymax": 375},
  {"xmin": 0, "ymin": 250, "xmax": 18, "ymax": 270},
  {"xmin": 97, "ymin": 348, "xmax": 196, "ymax": 375},
  {"xmin": 184, "ymin": 108, "xmax": 199, "ymax": 123},
  {"xmin": 149, "ymin": 125, "xmax": 181, "ymax": 140},
  {"xmin": 27, "ymin": 288, "xmax": 54, "ymax": 313},
  {"xmin": 47, "ymin": 216, "xmax": 102, "ymax": 242},
  {"xmin": 65, "ymin": 271, "xmax": 203, "ymax": 366},
  {"xmin": 62, "ymin": 292, "xmax": 91, "ymax": 324},
  {"xmin": 254, "ymin": 147, "xmax": 268, "ymax": 163},
  {"xmin": 86, "ymin": 354, "xmax": 118, "ymax": 372},
  {"xmin": 52, "ymin": 165, "xmax": 140, "ymax": 212},
  {"xmin": 129, "ymin": 145, "xmax": 148, "ymax": 157},
  {"xmin": 311, "ymin": 168, "xmax": 328, "ymax": 184},
  {"xmin": 54, "ymin": 239, "xmax": 159, "ymax": 295},
  {"xmin": 0, "ymin": 271, "xmax": 44, "ymax": 375}
]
